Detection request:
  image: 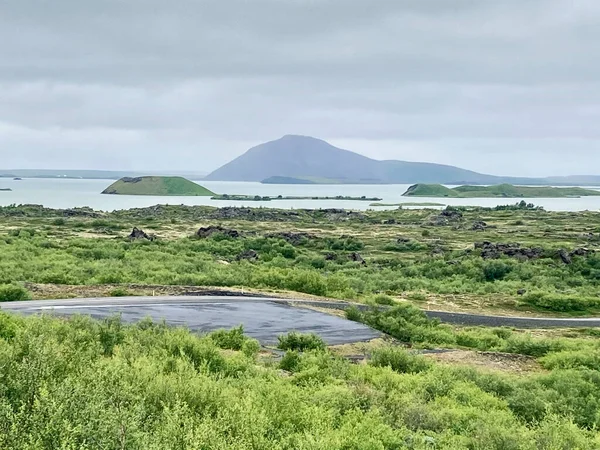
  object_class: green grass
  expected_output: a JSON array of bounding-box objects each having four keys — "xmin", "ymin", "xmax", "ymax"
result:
[
  {"xmin": 404, "ymin": 183, "xmax": 600, "ymax": 198},
  {"xmin": 102, "ymin": 176, "xmax": 215, "ymax": 196},
  {"xmin": 0, "ymin": 313, "xmax": 600, "ymax": 447},
  {"xmin": 1, "ymin": 203, "xmax": 600, "ymax": 315}
]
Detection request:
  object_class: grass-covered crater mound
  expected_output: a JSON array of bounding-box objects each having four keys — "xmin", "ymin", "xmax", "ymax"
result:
[
  {"xmin": 102, "ymin": 176, "xmax": 215, "ymax": 196},
  {"xmin": 403, "ymin": 183, "xmax": 600, "ymax": 198}
]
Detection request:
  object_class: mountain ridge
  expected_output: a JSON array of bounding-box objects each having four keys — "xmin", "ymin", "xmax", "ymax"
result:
[{"xmin": 205, "ymin": 135, "xmax": 600, "ymax": 185}]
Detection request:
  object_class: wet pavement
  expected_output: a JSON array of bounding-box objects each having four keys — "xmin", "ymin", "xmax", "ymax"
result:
[{"xmin": 1, "ymin": 298, "xmax": 380, "ymax": 345}]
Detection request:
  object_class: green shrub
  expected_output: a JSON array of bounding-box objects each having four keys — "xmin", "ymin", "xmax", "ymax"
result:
[
  {"xmin": 522, "ymin": 292, "xmax": 600, "ymax": 312},
  {"xmin": 0, "ymin": 284, "xmax": 31, "ymax": 302},
  {"xmin": 482, "ymin": 261, "xmax": 513, "ymax": 282},
  {"xmin": 279, "ymin": 350, "xmax": 301, "ymax": 372},
  {"xmin": 109, "ymin": 287, "xmax": 130, "ymax": 297},
  {"xmin": 241, "ymin": 338, "xmax": 261, "ymax": 358},
  {"xmin": 369, "ymin": 347, "xmax": 431, "ymax": 373},
  {"xmin": 277, "ymin": 332, "xmax": 327, "ymax": 352},
  {"xmin": 373, "ymin": 294, "xmax": 395, "ymax": 305},
  {"xmin": 210, "ymin": 325, "xmax": 247, "ymax": 351}
]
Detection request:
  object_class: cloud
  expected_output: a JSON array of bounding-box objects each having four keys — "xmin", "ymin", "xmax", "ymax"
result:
[{"xmin": 0, "ymin": 0, "xmax": 598, "ymax": 175}]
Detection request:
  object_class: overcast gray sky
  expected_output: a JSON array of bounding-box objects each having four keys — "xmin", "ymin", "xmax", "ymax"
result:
[{"xmin": 1, "ymin": 0, "xmax": 599, "ymax": 176}]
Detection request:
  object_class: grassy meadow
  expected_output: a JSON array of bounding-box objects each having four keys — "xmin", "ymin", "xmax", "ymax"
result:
[{"xmin": 1, "ymin": 203, "xmax": 600, "ymax": 447}]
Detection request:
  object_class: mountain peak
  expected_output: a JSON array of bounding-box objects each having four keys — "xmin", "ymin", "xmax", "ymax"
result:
[{"xmin": 204, "ymin": 136, "xmax": 499, "ymax": 184}]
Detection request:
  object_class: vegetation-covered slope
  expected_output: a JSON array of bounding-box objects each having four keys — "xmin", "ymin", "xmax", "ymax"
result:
[
  {"xmin": 0, "ymin": 312, "xmax": 599, "ymax": 448},
  {"xmin": 404, "ymin": 183, "xmax": 600, "ymax": 198},
  {"xmin": 102, "ymin": 176, "xmax": 215, "ymax": 196}
]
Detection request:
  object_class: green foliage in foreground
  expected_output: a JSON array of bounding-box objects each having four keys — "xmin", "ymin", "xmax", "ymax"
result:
[
  {"xmin": 404, "ymin": 183, "xmax": 600, "ymax": 198},
  {"xmin": 0, "ymin": 284, "xmax": 30, "ymax": 302},
  {"xmin": 347, "ymin": 303, "xmax": 600, "ymax": 358},
  {"xmin": 277, "ymin": 332, "xmax": 327, "ymax": 352},
  {"xmin": 0, "ymin": 314, "xmax": 599, "ymax": 448}
]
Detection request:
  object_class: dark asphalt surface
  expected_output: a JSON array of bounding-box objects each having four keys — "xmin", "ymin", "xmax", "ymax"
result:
[
  {"xmin": 2, "ymin": 296, "xmax": 600, "ymax": 346},
  {"xmin": 0, "ymin": 296, "xmax": 381, "ymax": 345}
]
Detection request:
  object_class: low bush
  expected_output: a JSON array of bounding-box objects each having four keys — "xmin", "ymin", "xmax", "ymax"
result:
[
  {"xmin": 277, "ymin": 332, "xmax": 327, "ymax": 352},
  {"xmin": 0, "ymin": 284, "xmax": 31, "ymax": 302},
  {"xmin": 369, "ymin": 347, "xmax": 431, "ymax": 373},
  {"xmin": 522, "ymin": 292, "xmax": 600, "ymax": 312},
  {"xmin": 210, "ymin": 325, "xmax": 247, "ymax": 350}
]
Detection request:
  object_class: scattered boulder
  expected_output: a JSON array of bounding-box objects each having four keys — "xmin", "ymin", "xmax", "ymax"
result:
[
  {"xmin": 322, "ymin": 208, "xmax": 367, "ymax": 222},
  {"xmin": 570, "ymin": 248, "xmax": 593, "ymax": 257},
  {"xmin": 475, "ymin": 241, "xmax": 543, "ymax": 260},
  {"xmin": 382, "ymin": 218, "xmax": 397, "ymax": 225},
  {"xmin": 62, "ymin": 207, "xmax": 100, "ymax": 218},
  {"xmin": 265, "ymin": 231, "xmax": 315, "ymax": 245},
  {"xmin": 517, "ymin": 289, "xmax": 527, "ymax": 296},
  {"xmin": 428, "ymin": 209, "xmax": 463, "ymax": 226},
  {"xmin": 558, "ymin": 249, "xmax": 572, "ymax": 265},
  {"xmin": 324, "ymin": 252, "xmax": 338, "ymax": 261},
  {"xmin": 237, "ymin": 249, "xmax": 259, "ymax": 261},
  {"xmin": 347, "ymin": 252, "xmax": 366, "ymax": 265},
  {"xmin": 196, "ymin": 225, "xmax": 240, "ymax": 239},
  {"xmin": 471, "ymin": 221, "xmax": 487, "ymax": 231},
  {"xmin": 397, "ymin": 236, "xmax": 411, "ymax": 244},
  {"xmin": 128, "ymin": 227, "xmax": 154, "ymax": 241}
]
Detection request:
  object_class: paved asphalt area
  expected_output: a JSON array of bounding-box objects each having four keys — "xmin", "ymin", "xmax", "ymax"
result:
[
  {"xmin": 0, "ymin": 296, "xmax": 381, "ymax": 345},
  {"xmin": 2, "ymin": 296, "xmax": 600, "ymax": 345}
]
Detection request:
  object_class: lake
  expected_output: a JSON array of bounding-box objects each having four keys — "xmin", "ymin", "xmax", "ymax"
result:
[{"xmin": 0, "ymin": 178, "xmax": 599, "ymax": 212}]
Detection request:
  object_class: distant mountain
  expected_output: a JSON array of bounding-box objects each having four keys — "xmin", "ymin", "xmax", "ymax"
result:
[
  {"xmin": 206, "ymin": 135, "xmax": 600, "ymax": 185},
  {"xmin": 205, "ymin": 135, "xmax": 497, "ymax": 184}
]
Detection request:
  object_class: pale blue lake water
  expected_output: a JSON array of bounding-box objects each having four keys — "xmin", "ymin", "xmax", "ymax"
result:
[{"xmin": 0, "ymin": 178, "xmax": 599, "ymax": 212}]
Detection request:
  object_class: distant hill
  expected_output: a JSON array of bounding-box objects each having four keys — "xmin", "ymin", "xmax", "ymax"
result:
[
  {"xmin": 102, "ymin": 177, "xmax": 215, "ymax": 196},
  {"xmin": 205, "ymin": 135, "xmax": 600, "ymax": 185},
  {"xmin": 205, "ymin": 135, "xmax": 496, "ymax": 184},
  {"xmin": 403, "ymin": 184, "xmax": 600, "ymax": 198},
  {"xmin": 262, "ymin": 176, "xmax": 316, "ymax": 184}
]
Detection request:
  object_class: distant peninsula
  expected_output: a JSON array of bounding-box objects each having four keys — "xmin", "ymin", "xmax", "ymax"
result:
[
  {"xmin": 403, "ymin": 184, "xmax": 600, "ymax": 198},
  {"xmin": 0, "ymin": 188, "xmax": 11, "ymax": 192},
  {"xmin": 102, "ymin": 176, "xmax": 215, "ymax": 196},
  {"xmin": 211, "ymin": 194, "xmax": 381, "ymax": 201}
]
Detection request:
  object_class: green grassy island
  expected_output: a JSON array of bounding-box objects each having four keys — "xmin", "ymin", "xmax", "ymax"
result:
[
  {"xmin": 102, "ymin": 176, "xmax": 215, "ymax": 196},
  {"xmin": 403, "ymin": 183, "xmax": 600, "ymax": 198},
  {"xmin": 211, "ymin": 194, "xmax": 382, "ymax": 201}
]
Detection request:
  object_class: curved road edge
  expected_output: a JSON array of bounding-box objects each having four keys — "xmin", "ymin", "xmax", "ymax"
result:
[{"xmin": 1, "ymin": 295, "xmax": 599, "ymax": 328}]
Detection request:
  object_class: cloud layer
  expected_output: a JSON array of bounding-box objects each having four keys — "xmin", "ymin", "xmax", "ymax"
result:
[{"xmin": 1, "ymin": 0, "xmax": 598, "ymax": 175}]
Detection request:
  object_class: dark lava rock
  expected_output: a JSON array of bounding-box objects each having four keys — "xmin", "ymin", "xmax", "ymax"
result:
[
  {"xmin": 265, "ymin": 231, "xmax": 316, "ymax": 245},
  {"xmin": 570, "ymin": 247, "xmax": 593, "ymax": 257},
  {"xmin": 324, "ymin": 252, "xmax": 338, "ymax": 261},
  {"xmin": 517, "ymin": 289, "xmax": 527, "ymax": 296},
  {"xmin": 322, "ymin": 208, "xmax": 367, "ymax": 222},
  {"xmin": 383, "ymin": 218, "xmax": 397, "ymax": 225},
  {"xmin": 471, "ymin": 221, "xmax": 487, "ymax": 231},
  {"xmin": 558, "ymin": 249, "xmax": 572, "ymax": 265},
  {"xmin": 475, "ymin": 241, "xmax": 544, "ymax": 260},
  {"xmin": 128, "ymin": 227, "xmax": 154, "ymax": 241},
  {"xmin": 196, "ymin": 225, "xmax": 240, "ymax": 239},
  {"xmin": 347, "ymin": 252, "xmax": 366, "ymax": 265},
  {"xmin": 441, "ymin": 209, "xmax": 463, "ymax": 219},
  {"xmin": 428, "ymin": 209, "xmax": 463, "ymax": 226},
  {"xmin": 237, "ymin": 249, "xmax": 259, "ymax": 261},
  {"xmin": 62, "ymin": 207, "xmax": 100, "ymax": 218},
  {"xmin": 397, "ymin": 236, "xmax": 411, "ymax": 244}
]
